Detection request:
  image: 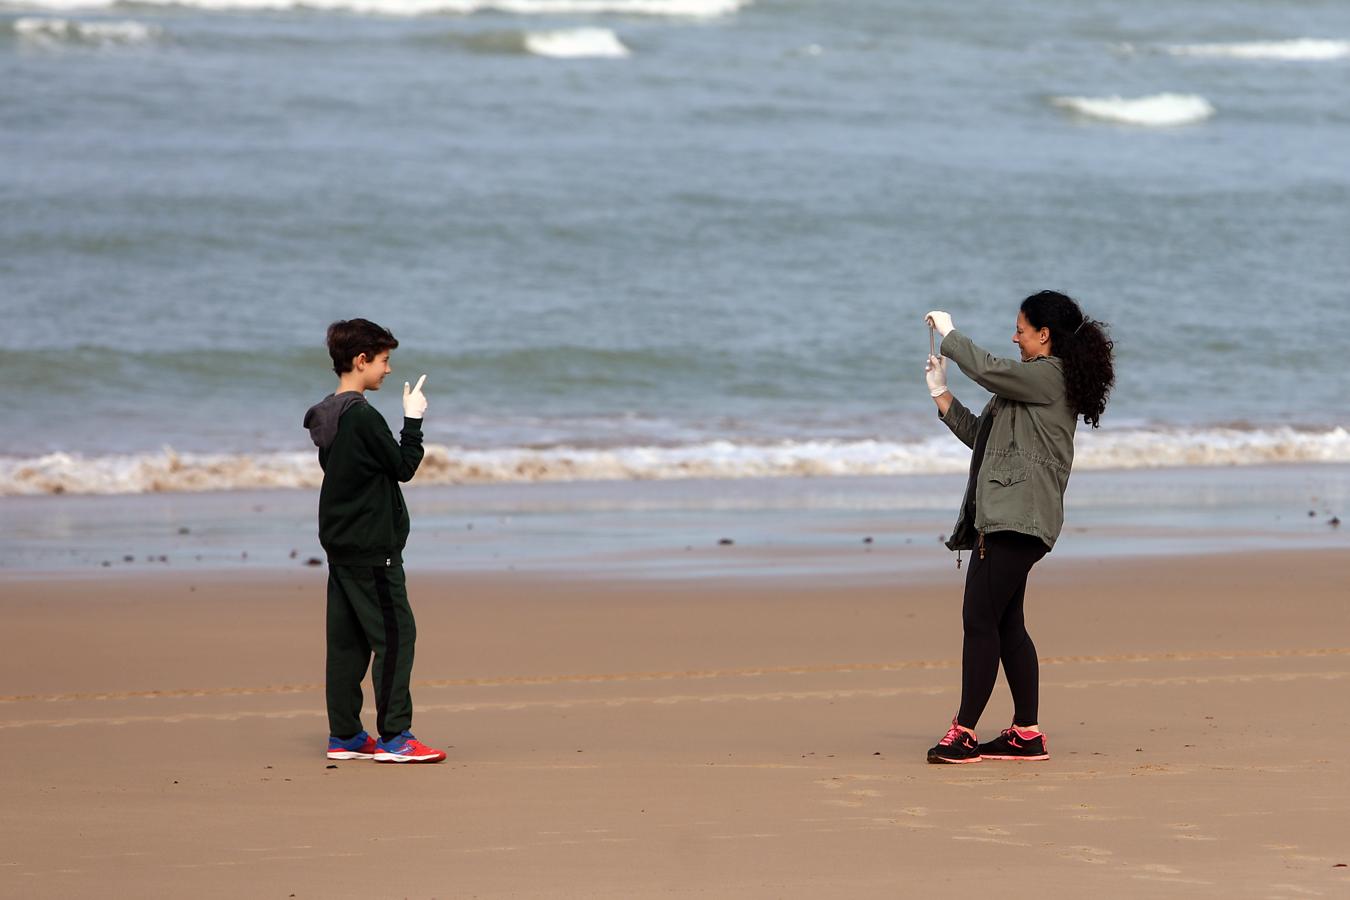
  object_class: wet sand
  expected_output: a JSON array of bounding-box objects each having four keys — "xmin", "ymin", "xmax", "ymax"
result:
[
  {"xmin": 3, "ymin": 548, "xmax": 1349, "ymax": 898},
  {"xmin": 5, "ymin": 464, "xmax": 1347, "ymax": 575}
]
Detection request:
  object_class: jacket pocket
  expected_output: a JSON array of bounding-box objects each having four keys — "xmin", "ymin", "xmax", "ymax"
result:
[
  {"xmin": 983, "ymin": 466, "xmax": 1035, "ymax": 529},
  {"xmin": 987, "ymin": 467, "xmax": 1028, "ymax": 487}
]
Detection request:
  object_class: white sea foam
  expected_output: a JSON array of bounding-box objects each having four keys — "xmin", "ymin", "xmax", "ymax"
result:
[
  {"xmin": 6, "ymin": 0, "xmax": 744, "ymax": 16},
  {"xmin": 13, "ymin": 16, "xmax": 161, "ymax": 43},
  {"xmin": 1052, "ymin": 92, "xmax": 1215, "ymax": 127},
  {"xmin": 3, "ymin": 427, "xmax": 1348, "ymax": 496},
  {"xmin": 1165, "ymin": 39, "xmax": 1350, "ymax": 62},
  {"xmin": 523, "ymin": 27, "xmax": 629, "ymax": 58}
]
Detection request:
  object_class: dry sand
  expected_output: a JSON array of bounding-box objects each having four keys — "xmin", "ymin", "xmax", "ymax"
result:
[{"xmin": 3, "ymin": 549, "xmax": 1348, "ymax": 898}]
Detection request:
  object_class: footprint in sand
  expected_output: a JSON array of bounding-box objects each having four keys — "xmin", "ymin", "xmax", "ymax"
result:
[
  {"xmin": 952, "ymin": 834, "xmax": 1030, "ymax": 846},
  {"xmin": 1059, "ymin": 845, "xmax": 1113, "ymax": 864},
  {"xmin": 816, "ymin": 775, "xmax": 888, "ymax": 807},
  {"xmin": 825, "ymin": 797, "xmax": 866, "ymax": 808},
  {"xmin": 965, "ymin": 824, "xmax": 1012, "ymax": 836},
  {"xmin": 457, "ymin": 846, "xmax": 520, "ymax": 854},
  {"xmin": 952, "ymin": 824, "xmax": 1026, "ymax": 846},
  {"xmin": 1267, "ymin": 884, "xmax": 1328, "ymax": 897},
  {"xmin": 892, "ymin": 819, "xmax": 937, "ymax": 830},
  {"xmin": 1132, "ymin": 874, "xmax": 1215, "ymax": 886},
  {"xmin": 1167, "ymin": 822, "xmax": 1218, "ymax": 842}
]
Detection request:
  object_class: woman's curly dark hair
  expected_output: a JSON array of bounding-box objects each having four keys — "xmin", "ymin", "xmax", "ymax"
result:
[{"xmin": 1020, "ymin": 290, "xmax": 1115, "ymax": 428}]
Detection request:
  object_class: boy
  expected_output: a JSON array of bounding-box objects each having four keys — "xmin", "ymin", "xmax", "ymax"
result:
[{"xmin": 303, "ymin": 318, "xmax": 446, "ymax": 764}]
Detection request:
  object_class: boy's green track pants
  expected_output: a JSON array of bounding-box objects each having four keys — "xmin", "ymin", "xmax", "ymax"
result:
[{"xmin": 326, "ymin": 563, "xmax": 417, "ymax": 740}]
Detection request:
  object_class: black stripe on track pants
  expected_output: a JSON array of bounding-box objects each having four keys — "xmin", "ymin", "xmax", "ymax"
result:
[{"xmin": 325, "ymin": 563, "xmax": 418, "ymax": 740}]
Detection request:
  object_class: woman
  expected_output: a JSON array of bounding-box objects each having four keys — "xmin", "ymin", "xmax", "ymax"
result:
[{"xmin": 922, "ymin": 290, "xmax": 1115, "ymax": 764}]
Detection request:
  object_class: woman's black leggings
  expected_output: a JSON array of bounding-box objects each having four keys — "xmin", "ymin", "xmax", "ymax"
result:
[{"xmin": 956, "ymin": 530, "xmax": 1048, "ymax": 731}]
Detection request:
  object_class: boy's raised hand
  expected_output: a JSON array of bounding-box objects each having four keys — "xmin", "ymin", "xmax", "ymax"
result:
[{"xmin": 403, "ymin": 374, "xmax": 428, "ymax": 419}]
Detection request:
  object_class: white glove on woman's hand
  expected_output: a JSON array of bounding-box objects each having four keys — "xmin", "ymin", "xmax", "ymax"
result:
[
  {"xmin": 925, "ymin": 310, "xmax": 954, "ymax": 337},
  {"xmin": 402, "ymin": 374, "xmax": 428, "ymax": 419},
  {"xmin": 925, "ymin": 354, "xmax": 948, "ymax": 397}
]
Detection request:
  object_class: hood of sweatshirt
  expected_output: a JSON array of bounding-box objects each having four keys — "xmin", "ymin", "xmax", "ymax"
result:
[{"xmin": 303, "ymin": 391, "xmax": 367, "ymax": 450}]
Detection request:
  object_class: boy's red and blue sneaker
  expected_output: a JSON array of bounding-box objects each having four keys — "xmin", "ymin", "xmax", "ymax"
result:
[
  {"xmin": 977, "ymin": 726, "xmax": 1050, "ymax": 761},
  {"xmin": 327, "ymin": 731, "xmax": 377, "ymax": 760},
  {"xmin": 927, "ymin": 720, "xmax": 981, "ymax": 764},
  {"xmin": 374, "ymin": 731, "xmax": 447, "ymax": 764}
]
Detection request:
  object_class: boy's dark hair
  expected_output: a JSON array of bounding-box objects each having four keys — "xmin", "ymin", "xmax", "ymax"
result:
[{"xmin": 326, "ymin": 319, "xmax": 398, "ymax": 375}]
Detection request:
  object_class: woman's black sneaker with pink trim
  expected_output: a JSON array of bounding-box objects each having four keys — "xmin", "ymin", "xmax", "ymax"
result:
[
  {"xmin": 977, "ymin": 726, "xmax": 1049, "ymax": 761},
  {"xmin": 927, "ymin": 722, "xmax": 981, "ymax": 764}
]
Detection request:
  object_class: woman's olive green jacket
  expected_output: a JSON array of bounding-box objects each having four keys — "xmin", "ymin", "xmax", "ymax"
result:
[{"xmin": 938, "ymin": 329, "xmax": 1078, "ymax": 552}]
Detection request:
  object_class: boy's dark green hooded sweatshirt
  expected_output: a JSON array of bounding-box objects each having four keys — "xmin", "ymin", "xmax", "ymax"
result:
[{"xmin": 303, "ymin": 392, "xmax": 424, "ymax": 566}]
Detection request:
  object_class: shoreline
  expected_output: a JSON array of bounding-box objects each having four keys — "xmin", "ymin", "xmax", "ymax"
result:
[{"xmin": 2, "ymin": 463, "xmax": 1346, "ymax": 577}]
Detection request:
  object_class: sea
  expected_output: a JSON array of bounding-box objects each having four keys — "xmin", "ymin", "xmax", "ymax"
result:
[{"xmin": 3, "ymin": 0, "xmax": 1350, "ymax": 498}]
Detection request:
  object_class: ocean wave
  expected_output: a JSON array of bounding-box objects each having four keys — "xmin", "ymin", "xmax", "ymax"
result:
[
  {"xmin": 12, "ymin": 16, "xmax": 161, "ymax": 43},
  {"xmin": 1164, "ymin": 39, "xmax": 1350, "ymax": 62},
  {"xmin": 5, "ymin": 0, "xmax": 744, "ymax": 16},
  {"xmin": 1051, "ymin": 92, "xmax": 1215, "ymax": 127},
  {"xmin": 523, "ymin": 27, "xmax": 628, "ymax": 57},
  {"xmin": 4, "ymin": 427, "xmax": 1348, "ymax": 496}
]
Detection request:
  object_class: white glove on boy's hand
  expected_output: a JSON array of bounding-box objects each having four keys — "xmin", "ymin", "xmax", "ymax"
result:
[
  {"xmin": 925, "ymin": 310, "xmax": 954, "ymax": 337},
  {"xmin": 402, "ymin": 374, "xmax": 428, "ymax": 419},
  {"xmin": 925, "ymin": 355, "xmax": 948, "ymax": 397}
]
